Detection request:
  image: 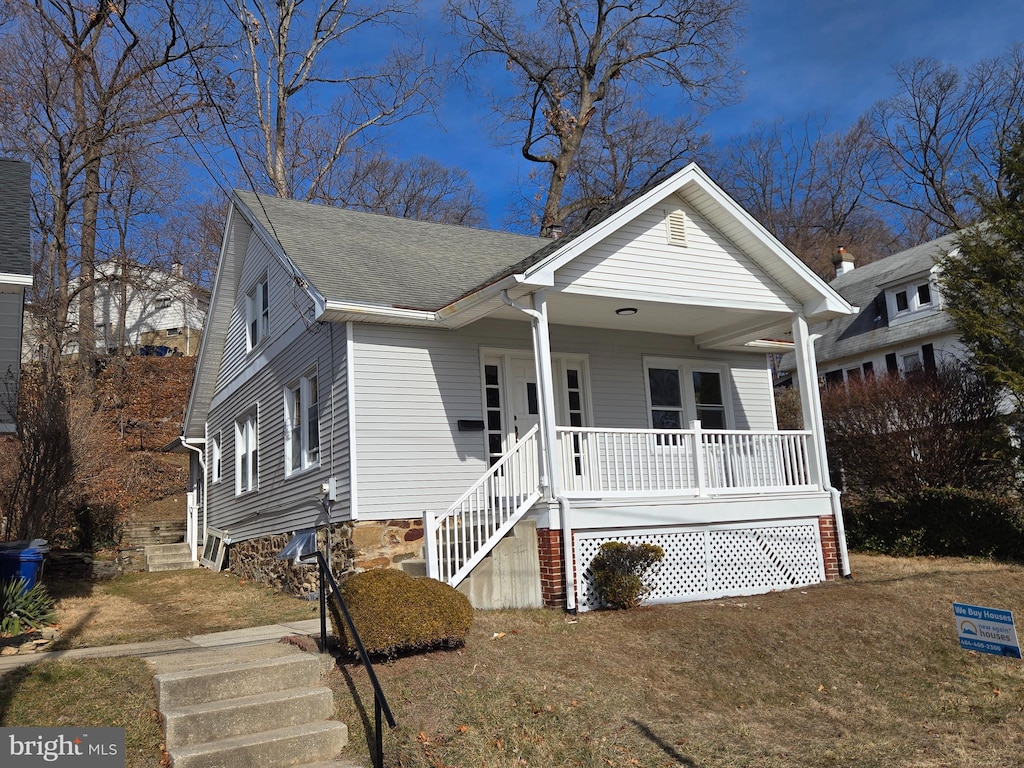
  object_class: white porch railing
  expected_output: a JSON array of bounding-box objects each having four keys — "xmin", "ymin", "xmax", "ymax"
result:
[
  {"xmin": 424, "ymin": 425, "xmax": 544, "ymax": 587},
  {"xmin": 557, "ymin": 424, "xmax": 817, "ymax": 496}
]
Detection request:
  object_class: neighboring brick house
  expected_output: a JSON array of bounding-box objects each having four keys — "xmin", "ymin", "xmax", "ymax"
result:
[
  {"xmin": 781, "ymin": 234, "xmax": 966, "ymax": 386},
  {"xmin": 0, "ymin": 159, "xmax": 32, "ymax": 433}
]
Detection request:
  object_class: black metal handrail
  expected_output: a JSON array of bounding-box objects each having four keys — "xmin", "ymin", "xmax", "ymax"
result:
[{"xmin": 314, "ymin": 551, "xmax": 396, "ymax": 768}]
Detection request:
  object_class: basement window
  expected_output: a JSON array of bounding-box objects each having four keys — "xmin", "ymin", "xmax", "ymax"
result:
[{"xmin": 200, "ymin": 528, "xmax": 227, "ymax": 571}]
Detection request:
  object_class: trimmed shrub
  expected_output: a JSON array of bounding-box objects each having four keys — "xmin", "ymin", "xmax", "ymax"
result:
[
  {"xmin": 328, "ymin": 568, "xmax": 473, "ymax": 658},
  {"xmin": 845, "ymin": 488, "xmax": 1024, "ymax": 560},
  {"xmin": 590, "ymin": 541, "xmax": 664, "ymax": 609},
  {"xmin": 1, "ymin": 578, "xmax": 56, "ymax": 636}
]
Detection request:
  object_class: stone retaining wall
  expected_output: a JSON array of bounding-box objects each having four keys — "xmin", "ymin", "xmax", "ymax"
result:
[{"xmin": 227, "ymin": 524, "xmax": 354, "ymax": 598}]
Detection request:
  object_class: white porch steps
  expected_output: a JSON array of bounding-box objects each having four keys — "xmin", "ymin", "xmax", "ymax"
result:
[
  {"xmin": 149, "ymin": 644, "xmax": 350, "ymax": 768},
  {"xmin": 144, "ymin": 542, "xmax": 198, "ymax": 572}
]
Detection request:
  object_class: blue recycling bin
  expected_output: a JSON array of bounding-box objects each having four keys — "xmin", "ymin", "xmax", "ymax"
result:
[{"xmin": 0, "ymin": 540, "xmax": 48, "ymax": 590}]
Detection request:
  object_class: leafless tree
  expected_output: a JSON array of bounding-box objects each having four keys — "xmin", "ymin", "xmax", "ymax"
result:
[
  {"xmin": 711, "ymin": 115, "xmax": 905, "ymax": 277},
  {"xmin": 320, "ymin": 153, "xmax": 487, "ymax": 226},
  {"xmin": 447, "ymin": 0, "xmax": 743, "ymax": 236},
  {"xmin": 0, "ymin": 0, "xmax": 221, "ymax": 376},
  {"xmin": 864, "ymin": 46, "xmax": 1024, "ymax": 241},
  {"xmin": 229, "ymin": 0, "xmax": 438, "ymax": 200}
]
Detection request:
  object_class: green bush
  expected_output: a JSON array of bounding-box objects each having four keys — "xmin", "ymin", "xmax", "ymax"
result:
[
  {"xmin": 845, "ymin": 487, "xmax": 1024, "ymax": 560},
  {"xmin": 328, "ymin": 568, "xmax": 473, "ymax": 658},
  {"xmin": 590, "ymin": 541, "xmax": 664, "ymax": 609},
  {"xmin": 1, "ymin": 578, "xmax": 56, "ymax": 636}
]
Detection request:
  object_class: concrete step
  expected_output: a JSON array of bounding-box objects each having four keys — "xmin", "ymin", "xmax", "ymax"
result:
[
  {"xmin": 146, "ymin": 543, "xmax": 191, "ymax": 556},
  {"xmin": 163, "ymin": 686, "xmax": 334, "ymax": 747},
  {"xmin": 147, "ymin": 643, "xmax": 300, "ymax": 676},
  {"xmin": 155, "ymin": 653, "xmax": 323, "ymax": 711},
  {"xmin": 146, "ymin": 551, "xmax": 193, "ymax": 565},
  {"xmin": 398, "ymin": 558, "xmax": 427, "ymax": 577},
  {"xmin": 147, "ymin": 560, "xmax": 199, "ymax": 572},
  {"xmin": 167, "ymin": 720, "xmax": 348, "ymax": 768}
]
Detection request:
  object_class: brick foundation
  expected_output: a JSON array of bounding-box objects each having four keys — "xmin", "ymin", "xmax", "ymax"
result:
[
  {"xmin": 819, "ymin": 515, "xmax": 842, "ymax": 580},
  {"xmin": 537, "ymin": 528, "xmax": 570, "ymax": 608},
  {"xmin": 228, "ymin": 523, "xmax": 354, "ymax": 598}
]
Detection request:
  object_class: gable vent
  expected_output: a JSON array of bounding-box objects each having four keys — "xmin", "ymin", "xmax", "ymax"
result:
[{"xmin": 665, "ymin": 209, "xmax": 687, "ymax": 246}]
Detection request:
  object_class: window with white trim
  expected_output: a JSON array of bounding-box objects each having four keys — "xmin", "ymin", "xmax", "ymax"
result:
[
  {"xmin": 211, "ymin": 432, "xmax": 222, "ymax": 483},
  {"xmin": 285, "ymin": 372, "xmax": 321, "ymax": 474},
  {"xmin": 645, "ymin": 359, "xmax": 731, "ymax": 430},
  {"xmin": 886, "ymin": 277, "xmax": 934, "ymax": 321},
  {"xmin": 156, "ymin": 296, "xmax": 172, "ymax": 310},
  {"xmin": 235, "ymin": 412, "xmax": 258, "ymax": 494},
  {"xmin": 245, "ymin": 275, "xmax": 269, "ymax": 351}
]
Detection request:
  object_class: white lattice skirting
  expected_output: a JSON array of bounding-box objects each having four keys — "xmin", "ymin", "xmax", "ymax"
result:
[{"xmin": 574, "ymin": 520, "xmax": 825, "ymax": 612}]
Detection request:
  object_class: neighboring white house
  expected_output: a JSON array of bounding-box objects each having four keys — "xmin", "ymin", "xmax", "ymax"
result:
[
  {"xmin": 179, "ymin": 163, "xmax": 855, "ymax": 612},
  {"xmin": 795, "ymin": 235, "xmax": 967, "ymax": 386},
  {"xmin": 0, "ymin": 159, "xmax": 32, "ymax": 433},
  {"xmin": 23, "ymin": 261, "xmax": 209, "ymax": 361}
]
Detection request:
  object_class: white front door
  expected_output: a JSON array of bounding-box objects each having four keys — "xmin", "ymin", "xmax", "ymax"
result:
[{"xmin": 510, "ymin": 357, "xmax": 540, "ymax": 440}]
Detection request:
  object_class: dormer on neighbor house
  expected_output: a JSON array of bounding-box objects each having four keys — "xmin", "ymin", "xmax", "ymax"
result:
[{"xmin": 780, "ymin": 233, "xmax": 966, "ymax": 388}]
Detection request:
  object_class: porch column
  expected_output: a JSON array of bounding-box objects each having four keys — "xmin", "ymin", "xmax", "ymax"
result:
[
  {"xmin": 791, "ymin": 314, "xmax": 851, "ymax": 577},
  {"xmin": 790, "ymin": 315, "xmax": 827, "ymax": 489},
  {"xmin": 531, "ymin": 290, "xmax": 561, "ymax": 499}
]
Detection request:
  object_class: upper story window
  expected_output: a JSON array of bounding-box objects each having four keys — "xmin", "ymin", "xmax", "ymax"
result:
[
  {"xmin": 246, "ymin": 275, "xmax": 269, "ymax": 351},
  {"xmin": 887, "ymin": 277, "xmax": 934, "ymax": 322},
  {"xmin": 646, "ymin": 359, "xmax": 730, "ymax": 430},
  {"xmin": 285, "ymin": 372, "xmax": 321, "ymax": 475},
  {"xmin": 156, "ymin": 296, "xmax": 173, "ymax": 310},
  {"xmin": 235, "ymin": 411, "xmax": 259, "ymax": 495}
]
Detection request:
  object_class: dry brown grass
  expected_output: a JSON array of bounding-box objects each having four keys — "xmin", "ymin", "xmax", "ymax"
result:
[
  {"xmin": 49, "ymin": 568, "xmax": 317, "ymax": 648},
  {"xmin": 333, "ymin": 554, "xmax": 1024, "ymax": 768}
]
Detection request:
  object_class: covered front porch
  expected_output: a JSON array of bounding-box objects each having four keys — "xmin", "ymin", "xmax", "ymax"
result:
[{"xmin": 423, "ymin": 284, "xmax": 847, "ymax": 609}]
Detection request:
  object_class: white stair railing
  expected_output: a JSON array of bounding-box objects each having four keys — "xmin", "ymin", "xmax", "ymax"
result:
[{"xmin": 424, "ymin": 425, "xmax": 543, "ymax": 587}]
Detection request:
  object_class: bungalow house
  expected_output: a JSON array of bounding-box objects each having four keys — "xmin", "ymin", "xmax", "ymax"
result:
[
  {"xmin": 803, "ymin": 235, "xmax": 966, "ymax": 385},
  {"xmin": 179, "ymin": 164, "xmax": 855, "ymax": 611},
  {"xmin": 0, "ymin": 159, "xmax": 32, "ymax": 433}
]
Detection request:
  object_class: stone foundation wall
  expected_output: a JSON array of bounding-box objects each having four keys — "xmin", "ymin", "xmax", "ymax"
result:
[
  {"xmin": 350, "ymin": 519, "xmax": 424, "ymax": 571},
  {"xmin": 227, "ymin": 524, "xmax": 354, "ymax": 598}
]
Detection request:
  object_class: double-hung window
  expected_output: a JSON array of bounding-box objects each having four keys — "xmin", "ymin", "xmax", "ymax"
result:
[
  {"xmin": 246, "ymin": 275, "xmax": 269, "ymax": 351},
  {"xmin": 210, "ymin": 432, "xmax": 222, "ymax": 483},
  {"xmin": 285, "ymin": 372, "xmax": 320, "ymax": 474},
  {"xmin": 235, "ymin": 412, "xmax": 259, "ymax": 494},
  {"xmin": 646, "ymin": 359, "xmax": 730, "ymax": 431}
]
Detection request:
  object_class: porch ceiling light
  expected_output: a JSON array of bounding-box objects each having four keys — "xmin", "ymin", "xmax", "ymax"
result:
[{"xmin": 615, "ymin": 307, "xmax": 638, "ymax": 316}]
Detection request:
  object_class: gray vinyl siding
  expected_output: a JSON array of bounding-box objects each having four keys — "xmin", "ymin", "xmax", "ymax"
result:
[
  {"xmin": 205, "ymin": 320, "xmax": 350, "ymax": 543},
  {"xmin": 554, "ymin": 196, "xmax": 796, "ymax": 311},
  {"xmin": 0, "ymin": 290, "xmax": 24, "ymax": 430},
  {"xmin": 217, "ymin": 236, "xmax": 298, "ymax": 389},
  {"xmin": 352, "ymin": 318, "xmax": 776, "ymax": 521}
]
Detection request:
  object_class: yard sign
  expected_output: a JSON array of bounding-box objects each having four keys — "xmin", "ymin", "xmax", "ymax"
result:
[{"xmin": 953, "ymin": 602, "xmax": 1021, "ymax": 659}]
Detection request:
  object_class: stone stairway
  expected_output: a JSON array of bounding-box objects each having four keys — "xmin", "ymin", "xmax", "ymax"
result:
[
  {"xmin": 147, "ymin": 643, "xmax": 352, "ymax": 768},
  {"xmin": 123, "ymin": 519, "xmax": 187, "ymax": 548},
  {"xmin": 145, "ymin": 542, "xmax": 199, "ymax": 572}
]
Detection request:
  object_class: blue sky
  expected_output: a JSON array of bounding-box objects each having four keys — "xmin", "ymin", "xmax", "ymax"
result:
[{"xmin": 378, "ymin": 1, "xmax": 1024, "ymax": 228}]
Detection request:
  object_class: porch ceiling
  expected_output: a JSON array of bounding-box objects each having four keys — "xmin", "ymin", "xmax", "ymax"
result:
[{"xmin": 481, "ymin": 291, "xmax": 794, "ymax": 350}]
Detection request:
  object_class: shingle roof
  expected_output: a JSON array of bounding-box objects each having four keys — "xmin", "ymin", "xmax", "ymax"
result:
[
  {"xmin": 813, "ymin": 233, "xmax": 960, "ymax": 365},
  {"xmin": 234, "ymin": 191, "xmax": 549, "ymax": 310},
  {"xmin": 0, "ymin": 159, "xmax": 31, "ymax": 276}
]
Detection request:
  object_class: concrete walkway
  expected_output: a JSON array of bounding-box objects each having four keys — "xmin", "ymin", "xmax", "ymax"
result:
[{"xmin": 0, "ymin": 619, "xmax": 326, "ymax": 674}]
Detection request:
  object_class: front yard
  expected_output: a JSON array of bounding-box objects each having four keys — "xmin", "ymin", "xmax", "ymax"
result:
[{"xmin": 1, "ymin": 554, "xmax": 1022, "ymax": 767}]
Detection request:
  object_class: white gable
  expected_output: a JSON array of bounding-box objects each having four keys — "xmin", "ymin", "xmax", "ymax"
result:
[{"xmin": 552, "ymin": 194, "xmax": 798, "ymax": 313}]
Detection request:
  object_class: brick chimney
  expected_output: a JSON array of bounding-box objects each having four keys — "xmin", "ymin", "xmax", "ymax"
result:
[
  {"xmin": 541, "ymin": 223, "xmax": 564, "ymax": 239},
  {"xmin": 832, "ymin": 246, "xmax": 855, "ymax": 278}
]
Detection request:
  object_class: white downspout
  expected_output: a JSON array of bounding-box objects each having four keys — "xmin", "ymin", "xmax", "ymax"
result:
[
  {"xmin": 792, "ymin": 316, "xmax": 851, "ymax": 577},
  {"xmin": 501, "ymin": 289, "xmax": 576, "ymax": 610},
  {"xmin": 179, "ymin": 436, "xmax": 207, "ymax": 561}
]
